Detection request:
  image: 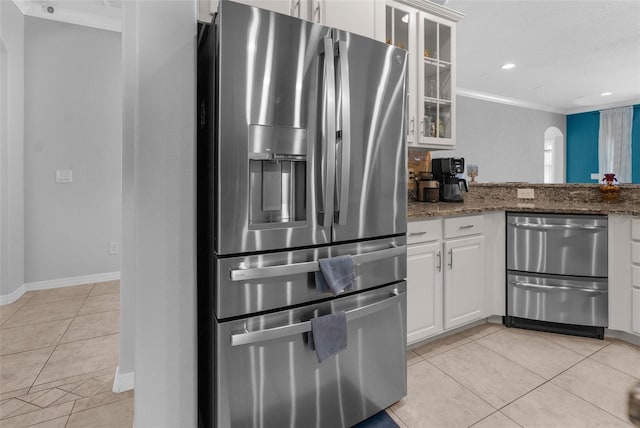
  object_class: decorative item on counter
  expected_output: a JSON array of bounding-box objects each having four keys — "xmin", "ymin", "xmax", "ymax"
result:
[
  {"xmin": 467, "ymin": 164, "xmax": 479, "ymax": 183},
  {"xmin": 599, "ymin": 173, "xmax": 620, "ymax": 203}
]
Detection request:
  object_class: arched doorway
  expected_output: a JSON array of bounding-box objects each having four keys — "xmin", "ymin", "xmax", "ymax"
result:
[{"xmin": 544, "ymin": 127, "xmax": 565, "ymax": 183}]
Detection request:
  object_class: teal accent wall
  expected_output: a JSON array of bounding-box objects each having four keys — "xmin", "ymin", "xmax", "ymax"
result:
[
  {"xmin": 633, "ymin": 105, "xmax": 640, "ymax": 183},
  {"xmin": 566, "ymin": 104, "xmax": 640, "ymax": 183}
]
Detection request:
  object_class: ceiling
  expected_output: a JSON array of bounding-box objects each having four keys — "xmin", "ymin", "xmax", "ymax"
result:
[
  {"xmin": 446, "ymin": 0, "xmax": 640, "ymax": 114},
  {"xmin": 13, "ymin": 0, "xmax": 640, "ymax": 114},
  {"xmin": 12, "ymin": 0, "xmax": 122, "ymax": 32}
]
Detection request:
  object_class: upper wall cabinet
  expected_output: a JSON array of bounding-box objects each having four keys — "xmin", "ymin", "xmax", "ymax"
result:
[
  {"xmin": 199, "ymin": 0, "xmax": 385, "ymax": 41},
  {"xmin": 386, "ymin": 0, "xmax": 462, "ymax": 149}
]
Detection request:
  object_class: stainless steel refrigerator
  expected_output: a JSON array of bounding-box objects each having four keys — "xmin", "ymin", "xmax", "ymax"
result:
[{"xmin": 197, "ymin": 1, "xmax": 408, "ymax": 426}]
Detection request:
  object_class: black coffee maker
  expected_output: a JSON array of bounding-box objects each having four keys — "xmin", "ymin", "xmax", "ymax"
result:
[{"xmin": 432, "ymin": 157, "xmax": 468, "ymax": 202}]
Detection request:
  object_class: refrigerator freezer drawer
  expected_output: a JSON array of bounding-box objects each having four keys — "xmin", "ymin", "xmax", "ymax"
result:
[
  {"xmin": 507, "ymin": 273, "xmax": 608, "ymax": 327},
  {"xmin": 215, "ymin": 236, "xmax": 406, "ymax": 319},
  {"xmin": 214, "ymin": 283, "xmax": 407, "ymax": 428}
]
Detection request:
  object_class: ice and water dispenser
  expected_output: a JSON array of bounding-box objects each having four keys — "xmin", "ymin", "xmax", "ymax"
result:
[{"xmin": 248, "ymin": 125, "xmax": 307, "ymax": 228}]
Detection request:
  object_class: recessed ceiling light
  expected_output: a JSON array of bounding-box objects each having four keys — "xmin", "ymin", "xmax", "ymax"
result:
[
  {"xmin": 501, "ymin": 63, "xmax": 516, "ymax": 70},
  {"xmin": 601, "ymin": 92, "xmax": 613, "ymax": 96},
  {"xmin": 401, "ymin": 14, "xmax": 410, "ymax": 24}
]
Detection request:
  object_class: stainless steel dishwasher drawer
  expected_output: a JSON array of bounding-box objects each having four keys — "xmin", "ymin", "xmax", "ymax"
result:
[
  {"xmin": 507, "ymin": 273, "xmax": 608, "ymax": 327},
  {"xmin": 214, "ymin": 283, "xmax": 407, "ymax": 428},
  {"xmin": 506, "ymin": 213, "xmax": 608, "ymax": 277}
]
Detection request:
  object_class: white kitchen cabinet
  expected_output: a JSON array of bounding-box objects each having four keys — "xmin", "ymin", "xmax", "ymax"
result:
[
  {"xmin": 407, "ymin": 241, "xmax": 443, "ymax": 344},
  {"xmin": 406, "ymin": 219, "xmax": 443, "ymax": 344},
  {"xmin": 443, "ymin": 235, "xmax": 485, "ymax": 329},
  {"xmin": 632, "ymin": 219, "xmax": 640, "ymax": 335},
  {"xmin": 199, "ymin": 0, "xmax": 383, "ymax": 40},
  {"xmin": 406, "ymin": 214, "xmax": 486, "ymax": 345},
  {"xmin": 608, "ymin": 215, "xmax": 636, "ymax": 336},
  {"xmin": 386, "ymin": 1, "xmax": 462, "ymax": 149}
]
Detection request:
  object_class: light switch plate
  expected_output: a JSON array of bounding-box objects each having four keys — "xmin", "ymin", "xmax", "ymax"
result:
[
  {"xmin": 55, "ymin": 169, "xmax": 73, "ymax": 183},
  {"xmin": 517, "ymin": 188, "xmax": 535, "ymax": 199},
  {"xmin": 109, "ymin": 242, "xmax": 120, "ymax": 255}
]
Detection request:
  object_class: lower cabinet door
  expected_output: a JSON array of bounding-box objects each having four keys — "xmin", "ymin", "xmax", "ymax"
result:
[
  {"xmin": 407, "ymin": 242, "xmax": 443, "ymax": 344},
  {"xmin": 633, "ymin": 288, "xmax": 640, "ymax": 334},
  {"xmin": 444, "ymin": 236, "xmax": 485, "ymax": 330}
]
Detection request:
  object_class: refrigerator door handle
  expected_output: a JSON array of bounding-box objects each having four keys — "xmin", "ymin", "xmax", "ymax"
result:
[
  {"xmin": 318, "ymin": 37, "xmax": 336, "ymax": 228},
  {"xmin": 230, "ymin": 287, "xmax": 401, "ymax": 346},
  {"xmin": 335, "ymin": 40, "xmax": 351, "ymax": 225},
  {"xmin": 229, "ymin": 244, "xmax": 406, "ymax": 281}
]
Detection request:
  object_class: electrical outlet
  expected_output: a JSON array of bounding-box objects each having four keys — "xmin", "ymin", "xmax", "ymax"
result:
[
  {"xmin": 517, "ymin": 188, "xmax": 535, "ymax": 199},
  {"xmin": 55, "ymin": 169, "xmax": 73, "ymax": 183},
  {"xmin": 109, "ymin": 242, "xmax": 120, "ymax": 255},
  {"xmin": 591, "ymin": 173, "xmax": 600, "ymax": 180}
]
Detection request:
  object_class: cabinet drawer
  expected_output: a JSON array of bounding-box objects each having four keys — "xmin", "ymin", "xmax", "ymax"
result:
[
  {"xmin": 444, "ymin": 215, "xmax": 485, "ymax": 239},
  {"xmin": 633, "ymin": 288, "xmax": 640, "ymax": 334},
  {"xmin": 633, "ymin": 242, "xmax": 640, "ymax": 264},
  {"xmin": 407, "ymin": 219, "xmax": 442, "ymax": 244},
  {"xmin": 633, "ymin": 219, "xmax": 640, "ymax": 240}
]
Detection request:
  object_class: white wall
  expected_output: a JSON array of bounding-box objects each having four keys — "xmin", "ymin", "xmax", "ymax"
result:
[
  {"xmin": 118, "ymin": 0, "xmax": 137, "ymax": 386},
  {"xmin": 124, "ymin": 0, "xmax": 197, "ymax": 425},
  {"xmin": 23, "ymin": 17, "xmax": 121, "ymax": 283},
  {"xmin": 439, "ymin": 95, "xmax": 566, "ymax": 183},
  {"xmin": 0, "ymin": 0, "xmax": 25, "ymax": 298}
]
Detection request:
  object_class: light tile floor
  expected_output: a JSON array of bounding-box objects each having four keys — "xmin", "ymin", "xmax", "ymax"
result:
[
  {"xmin": 2, "ymin": 284, "xmax": 640, "ymax": 427},
  {"xmin": 389, "ymin": 323, "xmax": 640, "ymax": 428},
  {"xmin": 0, "ymin": 281, "xmax": 132, "ymax": 428}
]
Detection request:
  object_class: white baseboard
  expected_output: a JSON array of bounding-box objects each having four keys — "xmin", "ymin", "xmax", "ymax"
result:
[
  {"xmin": 113, "ymin": 365, "xmax": 135, "ymax": 393},
  {"xmin": 0, "ymin": 284, "xmax": 27, "ymax": 306},
  {"xmin": 0, "ymin": 271, "xmax": 120, "ymax": 306}
]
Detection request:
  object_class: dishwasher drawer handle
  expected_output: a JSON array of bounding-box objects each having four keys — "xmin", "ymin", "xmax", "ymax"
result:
[
  {"xmin": 229, "ymin": 244, "xmax": 405, "ymax": 281},
  {"xmin": 510, "ymin": 280, "xmax": 607, "ymax": 294},
  {"xmin": 509, "ymin": 222, "xmax": 605, "ymax": 231},
  {"xmin": 229, "ymin": 288, "xmax": 401, "ymax": 346}
]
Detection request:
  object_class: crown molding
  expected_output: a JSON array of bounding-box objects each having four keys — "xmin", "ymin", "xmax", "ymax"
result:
[
  {"xmin": 395, "ymin": 0, "xmax": 464, "ymax": 22},
  {"xmin": 457, "ymin": 88, "xmax": 565, "ymax": 114},
  {"xmin": 565, "ymin": 99, "xmax": 640, "ymax": 115},
  {"xmin": 11, "ymin": 0, "xmax": 121, "ymax": 32}
]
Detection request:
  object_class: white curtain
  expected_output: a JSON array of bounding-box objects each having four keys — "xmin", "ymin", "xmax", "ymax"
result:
[{"xmin": 599, "ymin": 106, "xmax": 633, "ymax": 183}]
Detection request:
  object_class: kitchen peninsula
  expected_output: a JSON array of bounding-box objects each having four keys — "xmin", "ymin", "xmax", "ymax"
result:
[
  {"xmin": 408, "ymin": 182, "xmax": 640, "ymax": 219},
  {"xmin": 405, "ymin": 182, "xmax": 640, "ymax": 349}
]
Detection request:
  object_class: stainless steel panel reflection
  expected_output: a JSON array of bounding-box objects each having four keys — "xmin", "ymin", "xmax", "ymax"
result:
[
  {"xmin": 506, "ymin": 213, "xmax": 608, "ymax": 277},
  {"xmin": 215, "ymin": 283, "xmax": 407, "ymax": 428},
  {"xmin": 215, "ymin": 236, "xmax": 406, "ymax": 319},
  {"xmin": 507, "ymin": 272, "xmax": 608, "ymax": 327},
  {"xmin": 216, "ymin": 1, "xmax": 332, "ymax": 254},
  {"xmin": 331, "ymin": 30, "xmax": 408, "ymax": 242}
]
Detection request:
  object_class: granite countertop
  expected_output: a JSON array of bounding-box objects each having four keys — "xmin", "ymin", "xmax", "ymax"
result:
[{"xmin": 408, "ymin": 199, "xmax": 640, "ymax": 220}]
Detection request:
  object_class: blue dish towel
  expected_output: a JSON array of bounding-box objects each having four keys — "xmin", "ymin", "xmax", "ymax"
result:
[
  {"xmin": 315, "ymin": 255, "xmax": 354, "ymax": 295},
  {"xmin": 311, "ymin": 311, "xmax": 348, "ymax": 363}
]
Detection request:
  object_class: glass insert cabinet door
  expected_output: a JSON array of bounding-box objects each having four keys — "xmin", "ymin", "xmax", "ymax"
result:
[
  {"xmin": 386, "ymin": 4, "xmax": 417, "ymax": 144},
  {"xmin": 420, "ymin": 15, "xmax": 453, "ymax": 143}
]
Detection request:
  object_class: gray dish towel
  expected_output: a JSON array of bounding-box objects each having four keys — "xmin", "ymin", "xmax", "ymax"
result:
[
  {"xmin": 315, "ymin": 255, "xmax": 354, "ymax": 295},
  {"xmin": 310, "ymin": 311, "xmax": 348, "ymax": 363}
]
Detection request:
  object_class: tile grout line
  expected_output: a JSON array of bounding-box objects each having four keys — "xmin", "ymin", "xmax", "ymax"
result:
[
  {"xmin": 422, "ymin": 358, "xmax": 499, "ymax": 416},
  {"xmin": 466, "ymin": 409, "xmax": 525, "ymax": 428},
  {"xmin": 27, "ymin": 283, "xmax": 97, "ymax": 396},
  {"xmin": 587, "ymin": 340, "xmax": 640, "ymax": 381},
  {"xmin": 416, "ymin": 327, "xmax": 611, "ymax": 427},
  {"xmin": 2, "ymin": 283, "xmax": 102, "ymax": 427},
  {"xmin": 0, "ymin": 294, "xmax": 34, "ymax": 328},
  {"xmin": 481, "ymin": 340, "xmax": 629, "ymax": 422}
]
